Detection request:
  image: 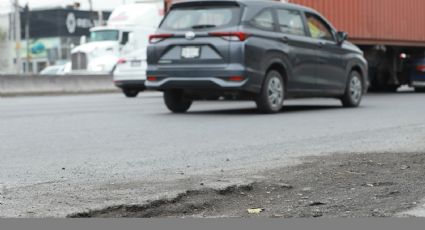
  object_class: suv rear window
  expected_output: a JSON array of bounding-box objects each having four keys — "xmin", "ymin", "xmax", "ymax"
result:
[{"xmin": 161, "ymin": 6, "xmax": 241, "ymax": 30}]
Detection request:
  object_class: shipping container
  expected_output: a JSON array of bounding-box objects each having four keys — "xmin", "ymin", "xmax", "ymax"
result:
[
  {"xmin": 290, "ymin": 0, "xmax": 425, "ymax": 47},
  {"xmin": 289, "ymin": 0, "xmax": 425, "ymax": 91}
]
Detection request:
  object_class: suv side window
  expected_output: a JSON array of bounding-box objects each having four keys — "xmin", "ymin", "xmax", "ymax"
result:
[
  {"xmin": 251, "ymin": 9, "xmax": 275, "ymax": 31},
  {"xmin": 277, "ymin": 9, "xmax": 306, "ymax": 36},
  {"xmin": 305, "ymin": 13, "xmax": 334, "ymax": 41}
]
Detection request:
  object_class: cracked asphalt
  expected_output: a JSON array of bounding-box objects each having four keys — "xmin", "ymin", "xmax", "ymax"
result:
[{"xmin": 0, "ymin": 91, "xmax": 424, "ymax": 217}]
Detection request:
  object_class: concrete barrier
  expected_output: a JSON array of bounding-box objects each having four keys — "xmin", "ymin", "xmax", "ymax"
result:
[{"xmin": 0, "ymin": 74, "xmax": 119, "ymax": 96}]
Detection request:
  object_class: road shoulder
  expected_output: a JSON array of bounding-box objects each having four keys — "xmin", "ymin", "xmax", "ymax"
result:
[{"xmin": 69, "ymin": 152, "xmax": 425, "ymax": 218}]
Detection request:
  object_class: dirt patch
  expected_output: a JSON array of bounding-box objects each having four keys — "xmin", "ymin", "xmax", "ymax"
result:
[{"xmin": 69, "ymin": 152, "xmax": 425, "ymax": 218}]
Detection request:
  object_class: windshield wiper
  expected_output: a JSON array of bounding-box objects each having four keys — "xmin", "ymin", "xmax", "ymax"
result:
[{"xmin": 191, "ymin": 24, "xmax": 217, "ymax": 29}]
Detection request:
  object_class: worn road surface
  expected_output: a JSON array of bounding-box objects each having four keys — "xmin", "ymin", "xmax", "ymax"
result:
[{"xmin": 0, "ymin": 92, "xmax": 424, "ymax": 217}]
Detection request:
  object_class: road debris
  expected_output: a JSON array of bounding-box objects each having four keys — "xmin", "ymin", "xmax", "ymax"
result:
[
  {"xmin": 308, "ymin": 202, "xmax": 326, "ymax": 207},
  {"xmin": 247, "ymin": 208, "xmax": 264, "ymax": 214},
  {"xmin": 401, "ymin": 165, "xmax": 410, "ymax": 170},
  {"xmin": 277, "ymin": 183, "xmax": 293, "ymax": 189},
  {"xmin": 301, "ymin": 187, "xmax": 313, "ymax": 192}
]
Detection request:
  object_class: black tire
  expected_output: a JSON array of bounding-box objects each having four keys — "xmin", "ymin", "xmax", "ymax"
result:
[
  {"xmin": 123, "ymin": 89, "xmax": 139, "ymax": 98},
  {"xmin": 164, "ymin": 90, "xmax": 192, "ymax": 113},
  {"xmin": 256, "ymin": 70, "xmax": 285, "ymax": 114},
  {"xmin": 384, "ymin": 85, "xmax": 400, "ymax": 93},
  {"xmin": 341, "ymin": 71, "xmax": 364, "ymax": 108},
  {"xmin": 378, "ymin": 84, "xmax": 399, "ymax": 93},
  {"xmin": 415, "ymin": 87, "xmax": 425, "ymax": 93},
  {"xmin": 369, "ymin": 82, "xmax": 399, "ymax": 92}
]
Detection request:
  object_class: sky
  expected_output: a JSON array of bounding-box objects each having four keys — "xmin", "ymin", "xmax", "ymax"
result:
[{"xmin": 0, "ymin": 0, "xmax": 131, "ymax": 13}]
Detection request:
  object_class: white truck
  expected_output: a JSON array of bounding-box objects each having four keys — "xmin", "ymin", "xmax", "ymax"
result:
[{"xmin": 70, "ymin": 1, "xmax": 164, "ymax": 75}]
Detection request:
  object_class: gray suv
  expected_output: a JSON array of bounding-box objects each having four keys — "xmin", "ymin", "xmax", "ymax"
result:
[{"xmin": 146, "ymin": 0, "xmax": 368, "ymax": 113}]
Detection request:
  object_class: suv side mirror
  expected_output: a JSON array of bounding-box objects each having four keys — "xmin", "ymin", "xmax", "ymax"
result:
[{"xmin": 336, "ymin": 31, "xmax": 348, "ymax": 45}]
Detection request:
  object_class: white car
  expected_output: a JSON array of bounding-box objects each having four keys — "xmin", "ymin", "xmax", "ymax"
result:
[
  {"xmin": 39, "ymin": 63, "xmax": 71, "ymax": 75},
  {"xmin": 113, "ymin": 48, "xmax": 147, "ymax": 98}
]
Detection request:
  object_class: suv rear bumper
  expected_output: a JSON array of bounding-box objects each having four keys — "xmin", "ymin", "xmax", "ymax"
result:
[
  {"xmin": 146, "ymin": 77, "xmax": 248, "ymax": 89},
  {"xmin": 145, "ymin": 66, "xmax": 261, "ymax": 93}
]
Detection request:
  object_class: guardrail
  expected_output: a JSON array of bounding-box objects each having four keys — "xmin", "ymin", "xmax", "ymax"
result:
[{"xmin": 0, "ymin": 74, "xmax": 119, "ymax": 96}]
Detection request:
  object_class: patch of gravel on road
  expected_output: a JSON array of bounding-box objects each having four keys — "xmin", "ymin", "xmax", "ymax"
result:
[{"xmin": 69, "ymin": 152, "xmax": 425, "ymax": 218}]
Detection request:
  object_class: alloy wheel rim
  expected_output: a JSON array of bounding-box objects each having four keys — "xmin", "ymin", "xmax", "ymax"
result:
[
  {"xmin": 267, "ymin": 75, "xmax": 284, "ymax": 108},
  {"xmin": 350, "ymin": 76, "xmax": 362, "ymax": 103}
]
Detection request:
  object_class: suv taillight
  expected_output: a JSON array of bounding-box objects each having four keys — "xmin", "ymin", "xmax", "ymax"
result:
[
  {"xmin": 149, "ymin": 34, "xmax": 174, "ymax": 43},
  {"xmin": 209, "ymin": 32, "xmax": 249, "ymax": 41}
]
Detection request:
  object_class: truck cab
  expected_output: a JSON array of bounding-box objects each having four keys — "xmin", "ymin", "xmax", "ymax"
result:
[
  {"xmin": 71, "ymin": 27, "xmax": 132, "ymax": 73},
  {"xmin": 70, "ymin": 1, "xmax": 164, "ymax": 74}
]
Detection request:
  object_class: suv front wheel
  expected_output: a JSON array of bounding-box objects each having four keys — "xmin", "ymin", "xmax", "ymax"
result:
[
  {"xmin": 164, "ymin": 90, "xmax": 193, "ymax": 113},
  {"xmin": 256, "ymin": 70, "xmax": 285, "ymax": 114},
  {"xmin": 341, "ymin": 71, "xmax": 363, "ymax": 107}
]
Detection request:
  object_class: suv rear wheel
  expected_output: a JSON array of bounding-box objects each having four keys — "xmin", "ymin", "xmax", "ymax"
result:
[
  {"xmin": 341, "ymin": 71, "xmax": 363, "ymax": 107},
  {"xmin": 256, "ymin": 70, "xmax": 285, "ymax": 114},
  {"xmin": 164, "ymin": 90, "xmax": 193, "ymax": 113}
]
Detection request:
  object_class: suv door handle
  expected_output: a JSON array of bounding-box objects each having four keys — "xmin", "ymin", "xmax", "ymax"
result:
[
  {"xmin": 281, "ymin": 36, "xmax": 290, "ymax": 43},
  {"xmin": 318, "ymin": 41, "xmax": 326, "ymax": 48}
]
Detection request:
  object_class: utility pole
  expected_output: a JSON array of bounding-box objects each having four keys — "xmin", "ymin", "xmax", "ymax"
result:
[
  {"xmin": 88, "ymin": 0, "xmax": 93, "ymax": 12},
  {"xmin": 87, "ymin": 0, "xmax": 94, "ymax": 27},
  {"xmin": 13, "ymin": 0, "xmax": 22, "ymax": 74},
  {"xmin": 24, "ymin": 4, "xmax": 30, "ymax": 74}
]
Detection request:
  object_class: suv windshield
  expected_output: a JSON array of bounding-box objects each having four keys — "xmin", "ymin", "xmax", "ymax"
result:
[
  {"xmin": 90, "ymin": 30, "xmax": 119, "ymax": 42},
  {"xmin": 161, "ymin": 6, "xmax": 241, "ymax": 30}
]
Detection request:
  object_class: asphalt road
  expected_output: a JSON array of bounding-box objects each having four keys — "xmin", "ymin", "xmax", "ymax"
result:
[{"xmin": 1, "ymin": 91, "xmax": 425, "ymax": 217}]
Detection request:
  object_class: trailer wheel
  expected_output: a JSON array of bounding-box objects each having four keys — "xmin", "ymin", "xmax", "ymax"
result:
[
  {"xmin": 341, "ymin": 71, "xmax": 363, "ymax": 108},
  {"xmin": 370, "ymin": 78, "xmax": 399, "ymax": 92},
  {"xmin": 415, "ymin": 87, "xmax": 425, "ymax": 93},
  {"xmin": 384, "ymin": 85, "xmax": 400, "ymax": 92}
]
